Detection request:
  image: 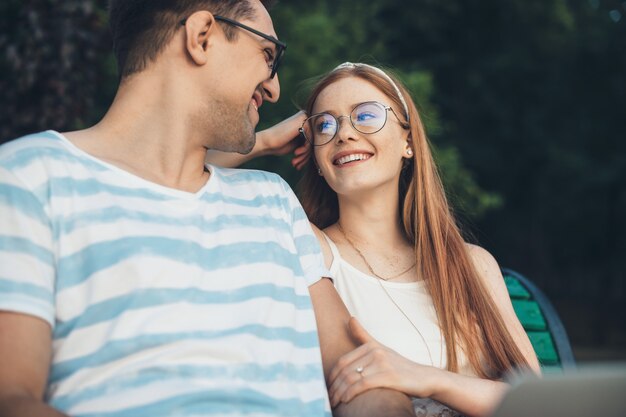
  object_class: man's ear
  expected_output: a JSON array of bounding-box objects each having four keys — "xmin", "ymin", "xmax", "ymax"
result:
[{"xmin": 182, "ymin": 11, "xmax": 218, "ymax": 66}]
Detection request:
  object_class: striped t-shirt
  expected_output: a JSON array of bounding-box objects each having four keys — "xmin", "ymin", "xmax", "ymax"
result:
[{"xmin": 0, "ymin": 131, "xmax": 331, "ymax": 417}]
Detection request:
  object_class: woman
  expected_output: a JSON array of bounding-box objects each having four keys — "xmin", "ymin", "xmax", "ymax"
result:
[
  {"xmin": 208, "ymin": 62, "xmax": 540, "ymax": 417},
  {"xmin": 299, "ymin": 62, "xmax": 540, "ymax": 416}
]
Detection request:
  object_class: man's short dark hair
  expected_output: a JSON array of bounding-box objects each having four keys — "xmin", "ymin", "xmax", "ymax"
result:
[{"xmin": 108, "ymin": 0, "xmax": 276, "ymax": 78}]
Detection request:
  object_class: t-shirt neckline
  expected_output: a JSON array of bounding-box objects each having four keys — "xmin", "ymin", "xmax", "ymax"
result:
[{"xmin": 48, "ymin": 130, "xmax": 216, "ymax": 200}]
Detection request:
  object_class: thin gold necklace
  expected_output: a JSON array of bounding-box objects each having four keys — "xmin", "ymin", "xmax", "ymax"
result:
[
  {"xmin": 336, "ymin": 223, "xmax": 415, "ymax": 281},
  {"xmin": 337, "ymin": 222, "xmax": 436, "ymax": 366}
]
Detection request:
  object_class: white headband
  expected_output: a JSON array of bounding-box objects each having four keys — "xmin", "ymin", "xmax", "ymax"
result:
[{"xmin": 333, "ymin": 62, "xmax": 410, "ymax": 122}]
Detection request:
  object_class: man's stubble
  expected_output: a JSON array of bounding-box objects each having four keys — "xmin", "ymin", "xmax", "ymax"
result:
[{"xmin": 195, "ymin": 95, "xmax": 256, "ymax": 154}]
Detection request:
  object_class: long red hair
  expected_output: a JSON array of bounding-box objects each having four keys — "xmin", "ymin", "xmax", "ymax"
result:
[{"xmin": 298, "ymin": 64, "xmax": 530, "ymax": 378}]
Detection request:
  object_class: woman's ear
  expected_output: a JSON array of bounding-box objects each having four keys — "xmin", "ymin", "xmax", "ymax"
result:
[
  {"xmin": 403, "ymin": 138, "xmax": 414, "ymax": 158},
  {"xmin": 310, "ymin": 152, "xmax": 324, "ymax": 176}
]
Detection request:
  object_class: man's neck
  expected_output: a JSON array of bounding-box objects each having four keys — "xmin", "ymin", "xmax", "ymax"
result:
[{"xmin": 63, "ymin": 70, "xmax": 211, "ymax": 193}]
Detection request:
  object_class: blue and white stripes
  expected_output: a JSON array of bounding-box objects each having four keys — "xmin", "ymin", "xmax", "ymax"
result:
[{"xmin": 0, "ymin": 131, "xmax": 331, "ymax": 417}]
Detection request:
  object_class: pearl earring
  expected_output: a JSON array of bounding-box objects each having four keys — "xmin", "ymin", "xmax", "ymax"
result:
[{"xmin": 407, "ymin": 148, "xmax": 413, "ymax": 156}]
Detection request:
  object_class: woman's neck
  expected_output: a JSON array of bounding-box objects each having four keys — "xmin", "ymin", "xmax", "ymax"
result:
[
  {"xmin": 330, "ymin": 185, "xmax": 417, "ymax": 283},
  {"xmin": 335, "ymin": 188, "xmax": 408, "ymax": 250}
]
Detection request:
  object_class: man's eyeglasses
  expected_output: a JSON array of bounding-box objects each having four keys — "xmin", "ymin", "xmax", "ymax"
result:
[
  {"xmin": 299, "ymin": 101, "xmax": 407, "ymax": 146},
  {"xmin": 180, "ymin": 15, "xmax": 286, "ymax": 79}
]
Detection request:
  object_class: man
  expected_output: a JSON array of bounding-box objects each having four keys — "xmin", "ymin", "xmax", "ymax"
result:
[{"xmin": 0, "ymin": 1, "xmax": 415, "ymax": 416}]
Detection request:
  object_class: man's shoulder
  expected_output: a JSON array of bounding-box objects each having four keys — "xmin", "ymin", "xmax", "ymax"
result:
[
  {"xmin": 212, "ymin": 166, "xmax": 291, "ymax": 191},
  {"xmin": 0, "ymin": 130, "xmax": 68, "ymax": 163}
]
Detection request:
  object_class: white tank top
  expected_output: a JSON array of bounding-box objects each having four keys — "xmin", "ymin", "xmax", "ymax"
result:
[{"xmin": 323, "ymin": 233, "xmax": 476, "ymax": 376}]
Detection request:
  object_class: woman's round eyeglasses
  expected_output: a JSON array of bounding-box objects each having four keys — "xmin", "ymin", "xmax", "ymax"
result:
[{"xmin": 299, "ymin": 101, "xmax": 406, "ymax": 146}]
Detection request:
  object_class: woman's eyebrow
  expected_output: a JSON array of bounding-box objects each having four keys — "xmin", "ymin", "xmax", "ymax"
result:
[
  {"xmin": 312, "ymin": 107, "xmax": 338, "ymax": 115},
  {"xmin": 314, "ymin": 101, "xmax": 372, "ymax": 115}
]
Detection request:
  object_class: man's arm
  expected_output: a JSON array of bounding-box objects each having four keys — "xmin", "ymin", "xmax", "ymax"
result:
[
  {"xmin": 0, "ymin": 312, "xmax": 66, "ymax": 417},
  {"xmin": 308, "ymin": 279, "xmax": 416, "ymax": 417}
]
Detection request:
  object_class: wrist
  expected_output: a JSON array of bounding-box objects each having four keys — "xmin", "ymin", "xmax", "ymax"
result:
[
  {"xmin": 253, "ymin": 135, "xmax": 269, "ymax": 158},
  {"xmin": 412, "ymin": 365, "xmax": 447, "ymax": 399}
]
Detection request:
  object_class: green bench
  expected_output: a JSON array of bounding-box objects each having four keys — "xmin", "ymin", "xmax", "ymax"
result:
[{"xmin": 502, "ymin": 268, "xmax": 575, "ymax": 373}]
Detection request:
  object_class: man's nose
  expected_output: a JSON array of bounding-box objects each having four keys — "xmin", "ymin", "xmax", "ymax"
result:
[{"xmin": 261, "ymin": 73, "xmax": 280, "ymax": 104}]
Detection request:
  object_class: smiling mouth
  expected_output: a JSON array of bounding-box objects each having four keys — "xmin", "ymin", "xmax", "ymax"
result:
[
  {"xmin": 333, "ymin": 153, "xmax": 372, "ymax": 166},
  {"xmin": 251, "ymin": 92, "xmax": 263, "ymax": 112}
]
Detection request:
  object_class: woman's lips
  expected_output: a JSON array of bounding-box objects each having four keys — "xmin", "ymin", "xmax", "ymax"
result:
[{"xmin": 333, "ymin": 152, "xmax": 373, "ymax": 166}]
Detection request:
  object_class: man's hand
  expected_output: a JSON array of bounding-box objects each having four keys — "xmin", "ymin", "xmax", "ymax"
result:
[
  {"xmin": 256, "ymin": 110, "xmax": 311, "ymax": 170},
  {"xmin": 291, "ymin": 139, "xmax": 311, "ymax": 170},
  {"xmin": 255, "ymin": 111, "xmax": 307, "ymax": 160},
  {"xmin": 205, "ymin": 111, "xmax": 310, "ymax": 168}
]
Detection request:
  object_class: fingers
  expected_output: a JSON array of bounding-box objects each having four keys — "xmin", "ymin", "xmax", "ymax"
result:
[
  {"xmin": 276, "ymin": 110, "xmax": 307, "ymax": 138},
  {"xmin": 277, "ymin": 110, "xmax": 307, "ymax": 129},
  {"xmin": 292, "ymin": 110, "xmax": 307, "ymax": 124},
  {"xmin": 331, "ymin": 370, "xmax": 385, "ymax": 406},
  {"xmin": 293, "ymin": 144, "xmax": 309, "ymax": 156},
  {"xmin": 291, "ymin": 141, "xmax": 312, "ymax": 170},
  {"xmin": 327, "ymin": 326, "xmax": 405, "ymax": 407},
  {"xmin": 291, "ymin": 155, "xmax": 307, "ymax": 170},
  {"xmin": 328, "ymin": 342, "xmax": 372, "ymax": 386},
  {"xmin": 329, "ymin": 350, "xmax": 376, "ymax": 407}
]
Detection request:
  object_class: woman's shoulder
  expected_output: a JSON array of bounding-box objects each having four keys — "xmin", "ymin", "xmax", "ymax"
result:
[
  {"xmin": 463, "ymin": 243, "xmax": 506, "ymax": 295},
  {"xmin": 464, "ymin": 243, "xmax": 499, "ymax": 273}
]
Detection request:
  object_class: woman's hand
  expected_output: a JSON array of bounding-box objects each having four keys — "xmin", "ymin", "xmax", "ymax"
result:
[{"xmin": 328, "ymin": 317, "xmax": 439, "ymax": 407}]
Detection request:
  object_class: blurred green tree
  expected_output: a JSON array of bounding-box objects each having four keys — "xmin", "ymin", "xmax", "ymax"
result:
[{"xmin": 372, "ymin": 0, "xmax": 626, "ymax": 348}]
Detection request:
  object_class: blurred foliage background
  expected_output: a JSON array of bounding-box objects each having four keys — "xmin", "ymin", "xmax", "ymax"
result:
[{"xmin": 1, "ymin": 0, "xmax": 624, "ymax": 361}]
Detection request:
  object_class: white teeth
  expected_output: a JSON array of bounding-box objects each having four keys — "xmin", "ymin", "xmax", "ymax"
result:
[{"xmin": 335, "ymin": 153, "xmax": 371, "ymax": 165}]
